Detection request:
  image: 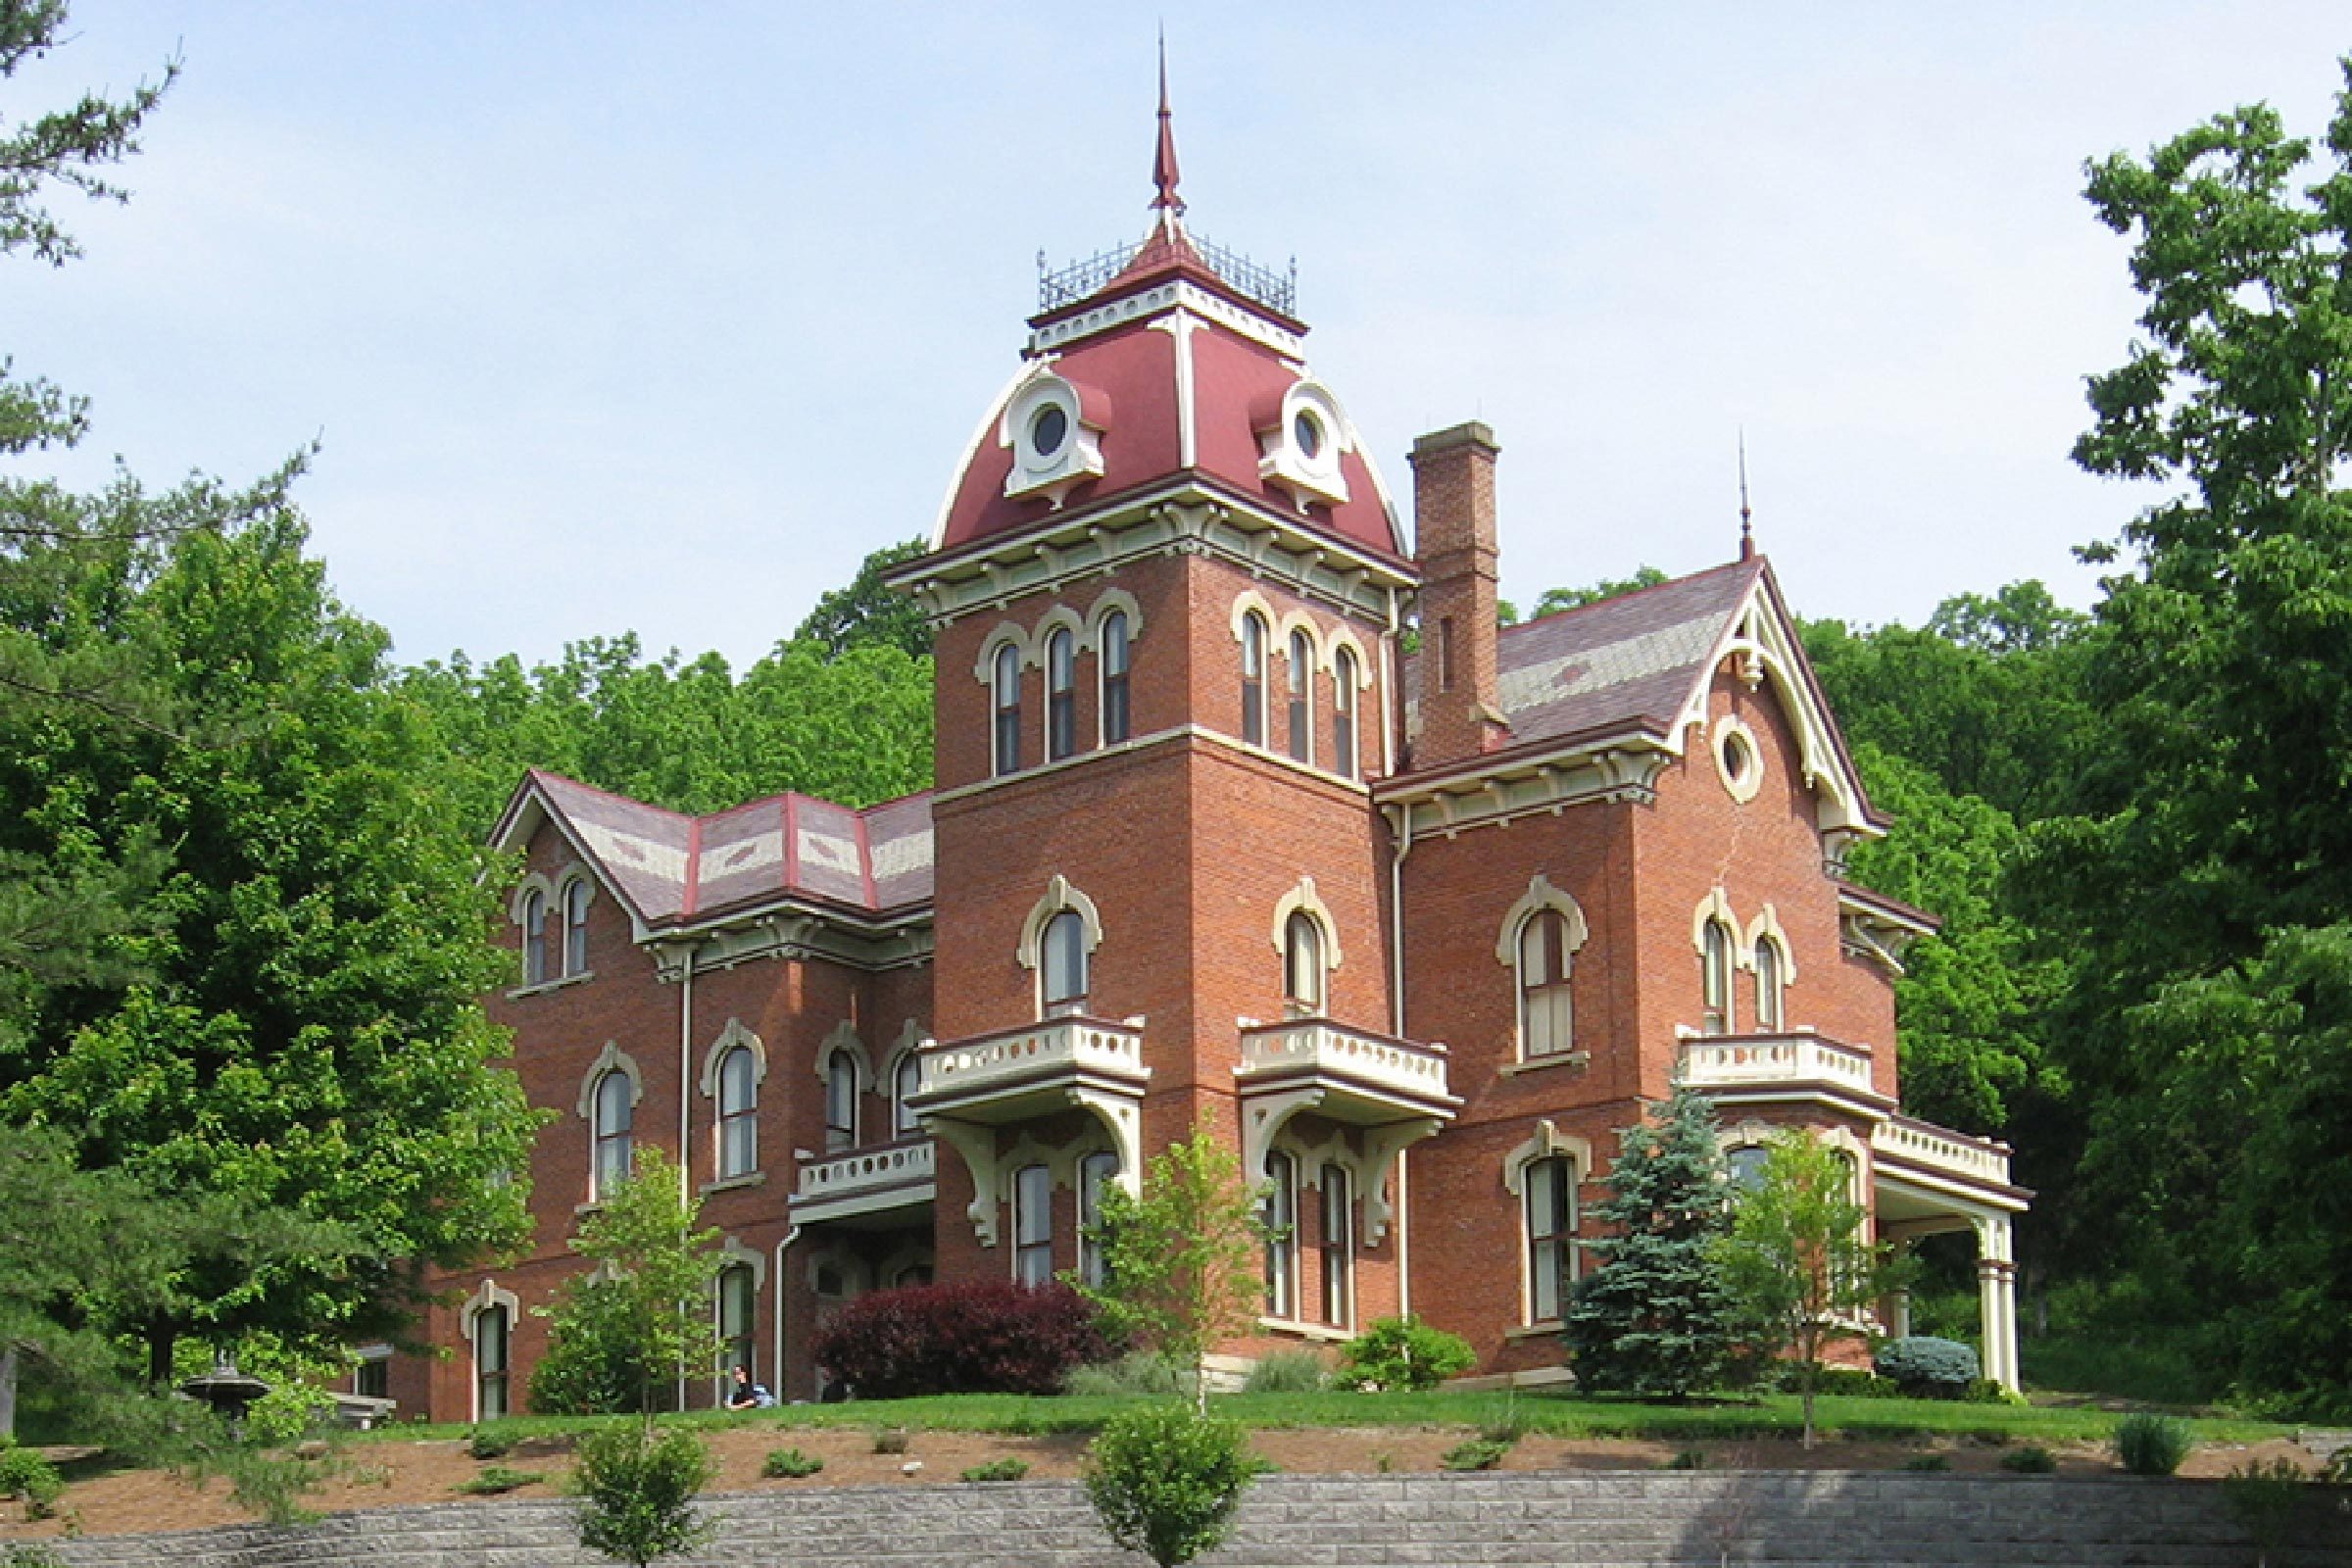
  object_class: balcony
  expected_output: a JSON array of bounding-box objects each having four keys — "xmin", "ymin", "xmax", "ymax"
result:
[
  {"xmin": 909, "ymin": 1015, "xmax": 1150, "ymax": 1125},
  {"xmin": 789, "ymin": 1138, "xmax": 935, "ymax": 1226},
  {"xmin": 1872, "ymin": 1114, "xmax": 2016, "ymax": 1194},
  {"xmin": 1236, "ymin": 1017, "xmax": 1457, "ymax": 1119},
  {"xmin": 1677, "ymin": 1030, "xmax": 1886, "ymax": 1109}
]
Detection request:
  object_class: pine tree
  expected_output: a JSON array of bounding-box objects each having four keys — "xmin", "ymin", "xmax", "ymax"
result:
[{"xmin": 1563, "ymin": 1087, "xmax": 1739, "ymax": 1398}]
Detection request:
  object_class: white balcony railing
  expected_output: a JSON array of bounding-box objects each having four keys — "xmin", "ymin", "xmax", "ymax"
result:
[
  {"xmin": 915, "ymin": 1016, "xmax": 1148, "ymax": 1104},
  {"xmin": 1236, "ymin": 1018, "xmax": 1451, "ymax": 1105},
  {"xmin": 1873, "ymin": 1115, "xmax": 2012, "ymax": 1188},
  {"xmin": 792, "ymin": 1138, "xmax": 935, "ymax": 1209},
  {"xmin": 1678, "ymin": 1031, "xmax": 1876, "ymax": 1098}
]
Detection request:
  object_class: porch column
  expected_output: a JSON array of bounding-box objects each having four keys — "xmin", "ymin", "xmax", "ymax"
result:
[{"xmin": 1973, "ymin": 1214, "xmax": 2020, "ymax": 1393}]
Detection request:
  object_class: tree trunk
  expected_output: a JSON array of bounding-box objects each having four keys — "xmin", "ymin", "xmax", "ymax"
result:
[
  {"xmin": 0, "ymin": 1342, "xmax": 19, "ymax": 1441},
  {"xmin": 146, "ymin": 1319, "xmax": 174, "ymax": 1390}
]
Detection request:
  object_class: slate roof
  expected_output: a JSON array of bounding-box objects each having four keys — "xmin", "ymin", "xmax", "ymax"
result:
[{"xmin": 500, "ymin": 770, "xmax": 933, "ymax": 929}]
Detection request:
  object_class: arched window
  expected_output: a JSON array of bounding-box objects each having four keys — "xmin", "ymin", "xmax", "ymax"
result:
[
  {"xmin": 1701, "ymin": 918, "xmax": 1736, "ymax": 1035},
  {"xmin": 562, "ymin": 878, "xmax": 591, "ymax": 977},
  {"xmin": 824, "ymin": 1050, "xmax": 858, "ymax": 1153},
  {"xmin": 717, "ymin": 1263, "xmax": 755, "ymax": 1383},
  {"xmin": 1319, "ymin": 1163, "xmax": 1353, "ymax": 1328},
  {"xmin": 1727, "ymin": 1144, "xmax": 1769, "ymax": 1192},
  {"xmin": 592, "ymin": 1069, "xmax": 632, "ymax": 1199},
  {"xmin": 473, "ymin": 1303, "xmax": 509, "ymax": 1420},
  {"xmin": 1524, "ymin": 1154, "xmax": 1576, "ymax": 1323},
  {"xmin": 1240, "ymin": 612, "xmax": 1268, "ymax": 747},
  {"xmin": 1283, "ymin": 909, "xmax": 1325, "ymax": 1015},
  {"xmin": 1042, "ymin": 908, "xmax": 1088, "ymax": 1016},
  {"xmin": 1333, "ymin": 646, "xmax": 1357, "ymax": 780},
  {"xmin": 1100, "ymin": 611, "xmax": 1131, "ymax": 745},
  {"xmin": 716, "ymin": 1044, "xmax": 757, "ymax": 1179},
  {"xmin": 1077, "ymin": 1151, "xmax": 1119, "ymax": 1289},
  {"xmin": 992, "ymin": 642, "xmax": 1022, "ymax": 776},
  {"xmin": 1754, "ymin": 937, "xmax": 1786, "ymax": 1032},
  {"xmin": 1518, "ymin": 908, "xmax": 1576, "ymax": 1057},
  {"xmin": 1286, "ymin": 628, "xmax": 1313, "ymax": 763},
  {"xmin": 1012, "ymin": 1162, "xmax": 1053, "ymax": 1287},
  {"xmin": 1047, "ymin": 627, "xmax": 1077, "ymax": 762},
  {"xmin": 1264, "ymin": 1151, "xmax": 1298, "ymax": 1319},
  {"xmin": 520, "ymin": 889, "xmax": 548, "ymax": 987},
  {"xmin": 892, "ymin": 1052, "xmax": 923, "ymax": 1138}
]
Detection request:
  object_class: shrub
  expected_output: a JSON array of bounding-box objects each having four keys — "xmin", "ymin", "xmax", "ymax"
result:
[
  {"xmin": 3, "ymin": 1546, "xmax": 67, "ymax": 1568},
  {"xmin": 572, "ymin": 1423, "xmax": 716, "ymax": 1568},
  {"xmin": 0, "ymin": 1444, "xmax": 63, "ymax": 1520},
  {"xmin": 760, "ymin": 1447, "xmax": 823, "ymax": 1479},
  {"xmin": 870, "ymin": 1428, "xmax": 908, "ymax": 1454},
  {"xmin": 1085, "ymin": 1401, "xmax": 1257, "ymax": 1567},
  {"xmin": 1243, "ymin": 1349, "xmax": 1328, "ymax": 1395},
  {"xmin": 810, "ymin": 1279, "xmax": 1110, "ymax": 1398},
  {"xmin": 1336, "ymin": 1315, "xmax": 1476, "ymax": 1392},
  {"xmin": 1065, "ymin": 1350, "xmax": 1192, "ymax": 1398},
  {"xmin": 1440, "ymin": 1438, "xmax": 1513, "ymax": 1472},
  {"xmin": 243, "ymin": 1383, "xmax": 341, "ymax": 1447},
  {"xmin": 1874, "ymin": 1337, "xmax": 1982, "ymax": 1399},
  {"xmin": 2112, "ymin": 1412, "xmax": 2195, "ymax": 1476},
  {"xmin": 467, "ymin": 1420, "xmax": 522, "ymax": 1460},
  {"xmin": 453, "ymin": 1466, "xmax": 545, "ymax": 1494},
  {"xmin": 2001, "ymin": 1446, "xmax": 2057, "ymax": 1474},
  {"xmin": 960, "ymin": 1458, "xmax": 1030, "ymax": 1483},
  {"xmin": 1664, "ymin": 1447, "xmax": 1706, "ymax": 1470},
  {"xmin": 1771, "ymin": 1363, "xmax": 1900, "ymax": 1398}
]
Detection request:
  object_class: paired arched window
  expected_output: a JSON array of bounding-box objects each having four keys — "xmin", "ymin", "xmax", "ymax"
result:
[
  {"xmin": 1240, "ymin": 612, "xmax": 1268, "ymax": 747},
  {"xmin": 1263, "ymin": 1151, "xmax": 1298, "ymax": 1320},
  {"xmin": 1524, "ymin": 1154, "xmax": 1577, "ymax": 1323},
  {"xmin": 1012, "ymin": 1163, "xmax": 1054, "ymax": 1287},
  {"xmin": 992, "ymin": 643, "xmax": 1023, "ymax": 777},
  {"xmin": 1282, "ymin": 910, "xmax": 1326, "ymax": 1015},
  {"xmin": 1701, "ymin": 918, "xmax": 1736, "ymax": 1035},
  {"xmin": 1333, "ymin": 646, "xmax": 1358, "ymax": 780},
  {"xmin": 1518, "ymin": 908, "xmax": 1576, "ymax": 1057},
  {"xmin": 562, "ymin": 878, "xmax": 591, "ymax": 976},
  {"xmin": 716, "ymin": 1043, "xmax": 758, "ymax": 1180},
  {"xmin": 1100, "ymin": 611, "xmax": 1131, "ymax": 744},
  {"xmin": 520, "ymin": 890, "xmax": 549, "ymax": 986},
  {"xmin": 1077, "ymin": 1150, "xmax": 1119, "ymax": 1289},
  {"xmin": 717, "ymin": 1263, "xmax": 756, "ymax": 1384},
  {"xmin": 1042, "ymin": 908, "xmax": 1088, "ymax": 1016},
  {"xmin": 592, "ymin": 1069, "xmax": 632, "ymax": 1199},
  {"xmin": 824, "ymin": 1049, "xmax": 858, "ymax": 1153},
  {"xmin": 1046, "ymin": 627, "xmax": 1077, "ymax": 762},
  {"xmin": 472, "ymin": 1302, "xmax": 510, "ymax": 1420},
  {"xmin": 1286, "ymin": 628, "xmax": 1313, "ymax": 763},
  {"xmin": 892, "ymin": 1052, "xmax": 923, "ymax": 1138},
  {"xmin": 1754, "ymin": 936, "xmax": 1787, "ymax": 1032},
  {"xmin": 1319, "ymin": 1163, "xmax": 1353, "ymax": 1328}
]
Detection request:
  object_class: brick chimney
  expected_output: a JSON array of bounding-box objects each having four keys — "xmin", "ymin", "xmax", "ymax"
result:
[{"xmin": 1408, "ymin": 421, "xmax": 1511, "ymax": 768}]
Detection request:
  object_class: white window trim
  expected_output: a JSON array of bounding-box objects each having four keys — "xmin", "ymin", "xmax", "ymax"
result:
[
  {"xmin": 1081, "ymin": 587, "xmax": 1144, "ymax": 654},
  {"xmin": 576, "ymin": 1041, "xmax": 644, "ymax": 1200},
  {"xmin": 1496, "ymin": 874, "xmax": 1590, "ymax": 1061},
  {"xmin": 1019, "ymin": 874, "xmax": 1104, "ymax": 1017},
  {"xmin": 1502, "ymin": 1121, "xmax": 1592, "ymax": 1327},
  {"xmin": 880, "ymin": 1017, "xmax": 928, "ymax": 1139},
  {"xmin": 1712, "ymin": 712, "xmax": 1766, "ymax": 804},
  {"xmin": 1268, "ymin": 875, "xmax": 1345, "ymax": 973},
  {"xmin": 461, "ymin": 1279, "xmax": 520, "ymax": 1424},
  {"xmin": 699, "ymin": 1018, "xmax": 765, "ymax": 1182},
  {"xmin": 556, "ymin": 871, "xmax": 597, "ymax": 978}
]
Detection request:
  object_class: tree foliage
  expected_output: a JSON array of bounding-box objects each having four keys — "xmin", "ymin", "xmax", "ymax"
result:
[
  {"xmin": 571, "ymin": 1421, "xmax": 714, "ymax": 1568},
  {"xmin": 536, "ymin": 1148, "xmax": 722, "ymax": 1421},
  {"xmin": 792, "ymin": 537, "xmax": 932, "ymax": 660},
  {"xmin": 1084, "ymin": 1400, "xmax": 1256, "ymax": 1568}
]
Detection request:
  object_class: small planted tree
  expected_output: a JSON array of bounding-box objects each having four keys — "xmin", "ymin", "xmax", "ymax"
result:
[
  {"xmin": 1085, "ymin": 1399, "xmax": 1257, "ymax": 1567},
  {"xmin": 1071, "ymin": 1120, "xmax": 1269, "ymax": 1410},
  {"xmin": 1564, "ymin": 1086, "xmax": 1740, "ymax": 1398},
  {"xmin": 1714, "ymin": 1129, "xmax": 1910, "ymax": 1447},
  {"xmin": 573, "ymin": 1422, "xmax": 717, "ymax": 1568}
]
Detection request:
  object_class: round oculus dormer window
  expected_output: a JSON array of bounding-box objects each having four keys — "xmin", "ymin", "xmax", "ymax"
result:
[
  {"xmin": 1713, "ymin": 715, "xmax": 1764, "ymax": 803},
  {"xmin": 1722, "ymin": 731, "xmax": 1753, "ymax": 783},
  {"xmin": 1029, "ymin": 403, "xmax": 1070, "ymax": 461},
  {"xmin": 1294, "ymin": 409, "xmax": 1324, "ymax": 462}
]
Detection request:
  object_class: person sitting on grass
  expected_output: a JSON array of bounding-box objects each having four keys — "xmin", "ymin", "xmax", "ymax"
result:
[{"xmin": 726, "ymin": 1363, "xmax": 776, "ymax": 1409}]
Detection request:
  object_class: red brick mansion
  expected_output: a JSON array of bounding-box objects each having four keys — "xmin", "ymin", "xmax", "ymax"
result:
[{"xmin": 383, "ymin": 118, "xmax": 2028, "ymax": 1420}]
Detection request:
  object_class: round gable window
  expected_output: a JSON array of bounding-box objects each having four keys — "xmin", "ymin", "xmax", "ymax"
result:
[
  {"xmin": 1028, "ymin": 403, "xmax": 1070, "ymax": 460},
  {"xmin": 1293, "ymin": 408, "xmax": 1324, "ymax": 461},
  {"xmin": 1712, "ymin": 715, "xmax": 1764, "ymax": 803}
]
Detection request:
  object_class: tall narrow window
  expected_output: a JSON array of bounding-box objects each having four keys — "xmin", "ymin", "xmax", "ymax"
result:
[
  {"xmin": 1702, "ymin": 919, "xmax": 1735, "ymax": 1035},
  {"xmin": 993, "ymin": 643, "xmax": 1022, "ymax": 776},
  {"xmin": 1241, "ymin": 612, "xmax": 1268, "ymax": 746},
  {"xmin": 1333, "ymin": 647, "xmax": 1357, "ymax": 779},
  {"xmin": 1286, "ymin": 628, "xmax": 1313, "ymax": 762},
  {"xmin": 520, "ymin": 890, "xmax": 548, "ymax": 986},
  {"xmin": 1013, "ymin": 1163, "xmax": 1053, "ymax": 1287},
  {"xmin": 892, "ymin": 1052, "xmax": 923, "ymax": 1138},
  {"xmin": 717, "ymin": 1263, "xmax": 755, "ymax": 1383},
  {"xmin": 1319, "ymin": 1163, "xmax": 1353, "ymax": 1327},
  {"xmin": 715, "ymin": 1044, "xmax": 757, "ymax": 1179},
  {"xmin": 1754, "ymin": 938, "xmax": 1785, "ymax": 1032},
  {"xmin": 473, "ymin": 1304, "xmax": 509, "ymax": 1421},
  {"xmin": 1047, "ymin": 627, "xmax": 1077, "ymax": 762},
  {"xmin": 1438, "ymin": 616, "xmax": 1456, "ymax": 694},
  {"xmin": 1041, "ymin": 908, "xmax": 1088, "ymax": 1016},
  {"xmin": 1525, "ymin": 1154, "xmax": 1576, "ymax": 1323},
  {"xmin": 1077, "ymin": 1151, "xmax": 1118, "ymax": 1289},
  {"xmin": 562, "ymin": 879, "xmax": 591, "ymax": 976},
  {"xmin": 1100, "ymin": 611, "xmax": 1131, "ymax": 744},
  {"xmin": 1518, "ymin": 909, "xmax": 1575, "ymax": 1057},
  {"xmin": 592, "ymin": 1070, "xmax": 632, "ymax": 1199},
  {"xmin": 824, "ymin": 1051, "xmax": 858, "ymax": 1152},
  {"xmin": 1264, "ymin": 1151, "xmax": 1298, "ymax": 1319},
  {"xmin": 1283, "ymin": 910, "xmax": 1325, "ymax": 1015}
]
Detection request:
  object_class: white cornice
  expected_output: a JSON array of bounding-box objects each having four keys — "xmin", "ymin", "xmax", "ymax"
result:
[
  {"xmin": 1028, "ymin": 277, "xmax": 1305, "ymax": 359},
  {"xmin": 1377, "ymin": 736, "xmax": 1673, "ymax": 842}
]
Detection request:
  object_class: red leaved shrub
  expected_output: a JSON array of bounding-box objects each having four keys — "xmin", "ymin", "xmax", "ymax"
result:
[{"xmin": 810, "ymin": 1279, "xmax": 1112, "ymax": 1397}]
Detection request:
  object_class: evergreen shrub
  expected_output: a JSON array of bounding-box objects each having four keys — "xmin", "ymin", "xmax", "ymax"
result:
[
  {"xmin": 760, "ymin": 1447, "xmax": 822, "ymax": 1479},
  {"xmin": 810, "ymin": 1279, "xmax": 1109, "ymax": 1397},
  {"xmin": 1337, "ymin": 1316, "xmax": 1474, "ymax": 1391},
  {"xmin": 1875, "ymin": 1337, "xmax": 1982, "ymax": 1398},
  {"xmin": 2112, "ymin": 1412, "xmax": 2195, "ymax": 1476},
  {"xmin": 1085, "ymin": 1401, "xmax": 1256, "ymax": 1567}
]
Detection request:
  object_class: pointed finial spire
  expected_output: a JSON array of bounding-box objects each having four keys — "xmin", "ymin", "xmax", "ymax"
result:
[
  {"xmin": 1737, "ymin": 429, "xmax": 1755, "ymax": 561},
  {"xmin": 1152, "ymin": 29, "xmax": 1186, "ymax": 217}
]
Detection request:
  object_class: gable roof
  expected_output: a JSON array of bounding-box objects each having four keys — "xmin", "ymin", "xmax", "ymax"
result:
[{"xmin": 490, "ymin": 769, "xmax": 934, "ymax": 933}]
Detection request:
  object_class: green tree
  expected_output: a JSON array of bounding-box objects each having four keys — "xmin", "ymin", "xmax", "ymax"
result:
[
  {"xmin": 792, "ymin": 537, "xmax": 932, "ymax": 660},
  {"xmin": 1084, "ymin": 1399, "xmax": 1256, "ymax": 1567},
  {"xmin": 1563, "ymin": 1087, "xmax": 1739, "ymax": 1399},
  {"xmin": 1715, "ymin": 1131, "xmax": 1909, "ymax": 1447},
  {"xmin": 1072, "ymin": 1122, "xmax": 1268, "ymax": 1410},
  {"xmin": 537, "ymin": 1148, "xmax": 723, "ymax": 1420},
  {"xmin": 572, "ymin": 1421, "xmax": 715, "ymax": 1568}
]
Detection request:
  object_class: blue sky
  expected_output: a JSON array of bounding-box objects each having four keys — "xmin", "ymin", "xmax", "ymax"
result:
[{"xmin": 12, "ymin": 4, "xmax": 2351, "ymax": 669}]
